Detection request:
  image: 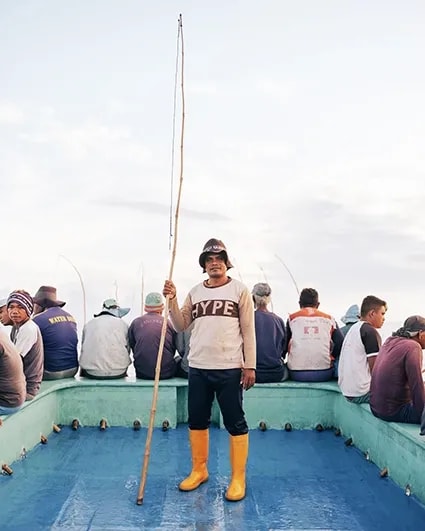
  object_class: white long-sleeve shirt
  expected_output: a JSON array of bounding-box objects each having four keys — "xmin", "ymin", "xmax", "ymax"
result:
[{"xmin": 80, "ymin": 314, "xmax": 130, "ymax": 377}]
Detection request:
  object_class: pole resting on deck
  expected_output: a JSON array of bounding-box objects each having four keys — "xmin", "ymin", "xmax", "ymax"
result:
[{"xmin": 136, "ymin": 12, "xmax": 186, "ymax": 506}]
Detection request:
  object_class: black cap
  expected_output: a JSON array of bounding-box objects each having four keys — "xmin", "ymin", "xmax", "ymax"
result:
[{"xmin": 403, "ymin": 315, "xmax": 425, "ymax": 333}]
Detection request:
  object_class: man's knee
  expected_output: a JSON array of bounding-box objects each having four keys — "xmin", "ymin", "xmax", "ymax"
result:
[{"xmin": 225, "ymin": 418, "xmax": 248, "ymax": 436}]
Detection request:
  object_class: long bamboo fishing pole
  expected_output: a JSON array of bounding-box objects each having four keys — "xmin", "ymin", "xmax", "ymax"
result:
[
  {"xmin": 274, "ymin": 254, "xmax": 300, "ymax": 297},
  {"xmin": 59, "ymin": 254, "xmax": 87, "ymax": 324},
  {"xmin": 136, "ymin": 13, "xmax": 185, "ymax": 505}
]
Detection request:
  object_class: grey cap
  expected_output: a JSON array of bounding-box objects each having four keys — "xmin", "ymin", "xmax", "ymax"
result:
[
  {"xmin": 0, "ymin": 298, "xmax": 8, "ymax": 308},
  {"xmin": 252, "ymin": 283, "xmax": 271, "ymax": 297}
]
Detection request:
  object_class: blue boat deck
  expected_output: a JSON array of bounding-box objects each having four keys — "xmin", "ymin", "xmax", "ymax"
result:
[
  {"xmin": 1, "ymin": 378, "xmax": 425, "ymax": 529},
  {"xmin": 1, "ymin": 426, "xmax": 425, "ymax": 530}
]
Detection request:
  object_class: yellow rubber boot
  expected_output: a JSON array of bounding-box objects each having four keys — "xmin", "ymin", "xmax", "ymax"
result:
[
  {"xmin": 225, "ymin": 433, "xmax": 249, "ymax": 501},
  {"xmin": 179, "ymin": 429, "xmax": 209, "ymax": 491}
]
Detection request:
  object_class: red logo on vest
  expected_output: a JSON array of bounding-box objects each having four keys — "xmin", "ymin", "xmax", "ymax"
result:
[{"xmin": 304, "ymin": 326, "xmax": 319, "ymax": 335}]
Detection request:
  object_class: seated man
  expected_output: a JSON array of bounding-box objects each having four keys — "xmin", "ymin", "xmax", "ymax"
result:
[
  {"xmin": 286, "ymin": 288, "xmax": 343, "ymax": 382},
  {"xmin": 7, "ymin": 290, "xmax": 44, "ymax": 400},
  {"xmin": 79, "ymin": 299, "xmax": 131, "ymax": 379},
  {"xmin": 33, "ymin": 286, "xmax": 79, "ymax": 380},
  {"xmin": 0, "ymin": 297, "xmax": 13, "ymax": 327},
  {"xmin": 338, "ymin": 295, "xmax": 387, "ymax": 404},
  {"xmin": 370, "ymin": 316, "xmax": 425, "ymax": 424},
  {"xmin": 129, "ymin": 292, "xmax": 178, "ymax": 380},
  {"xmin": 252, "ymin": 282, "xmax": 288, "ymax": 383},
  {"xmin": 0, "ymin": 330, "xmax": 26, "ymax": 415},
  {"xmin": 175, "ymin": 322, "xmax": 194, "ymax": 379},
  {"xmin": 340, "ymin": 304, "xmax": 360, "ymax": 337}
]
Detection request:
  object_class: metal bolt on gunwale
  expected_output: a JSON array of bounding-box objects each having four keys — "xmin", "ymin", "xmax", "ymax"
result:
[
  {"xmin": 380, "ymin": 467, "xmax": 389, "ymax": 478},
  {"xmin": 2, "ymin": 464, "xmax": 13, "ymax": 475}
]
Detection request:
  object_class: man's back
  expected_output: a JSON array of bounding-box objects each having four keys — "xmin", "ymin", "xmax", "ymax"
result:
[
  {"xmin": 370, "ymin": 335, "xmax": 424, "ymax": 418},
  {"xmin": 80, "ymin": 315, "xmax": 130, "ymax": 376},
  {"xmin": 254, "ymin": 310, "xmax": 286, "ymax": 370},
  {"xmin": 33, "ymin": 307, "xmax": 78, "ymax": 372},
  {"xmin": 287, "ymin": 307, "xmax": 339, "ymax": 371},
  {"xmin": 129, "ymin": 313, "xmax": 177, "ymax": 379}
]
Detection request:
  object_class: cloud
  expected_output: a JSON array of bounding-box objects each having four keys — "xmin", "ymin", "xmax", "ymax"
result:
[
  {"xmin": 255, "ymin": 79, "xmax": 295, "ymax": 106},
  {"xmin": 0, "ymin": 102, "xmax": 25, "ymax": 124},
  {"xmin": 94, "ymin": 198, "xmax": 231, "ymax": 222},
  {"xmin": 188, "ymin": 82, "xmax": 218, "ymax": 96}
]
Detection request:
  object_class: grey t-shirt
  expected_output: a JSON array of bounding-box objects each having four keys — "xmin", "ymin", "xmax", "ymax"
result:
[{"xmin": 10, "ymin": 320, "xmax": 44, "ymax": 397}]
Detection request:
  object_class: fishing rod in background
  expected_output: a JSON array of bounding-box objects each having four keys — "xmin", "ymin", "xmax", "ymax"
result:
[
  {"xmin": 275, "ymin": 254, "xmax": 300, "ymax": 297},
  {"xmin": 58, "ymin": 254, "xmax": 87, "ymax": 325}
]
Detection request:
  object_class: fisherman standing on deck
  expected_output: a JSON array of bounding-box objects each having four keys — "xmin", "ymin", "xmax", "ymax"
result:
[{"xmin": 163, "ymin": 238, "xmax": 256, "ymax": 502}]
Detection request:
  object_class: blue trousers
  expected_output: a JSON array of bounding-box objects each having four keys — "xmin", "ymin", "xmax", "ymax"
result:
[
  {"xmin": 188, "ymin": 368, "xmax": 248, "ymax": 436},
  {"xmin": 0, "ymin": 404, "xmax": 22, "ymax": 415},
  {"xmin": 372, "ymin": 403, "xmax": 421, "ymax": 424},
  {"xmin": 289, "ymin": 367, "xmax": 334, "ymax": 382}
]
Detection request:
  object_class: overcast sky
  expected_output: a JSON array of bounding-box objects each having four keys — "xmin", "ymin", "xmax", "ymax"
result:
[{"xmin": 1, "ymin": 1, "xmax": 424, "ymax": 339}]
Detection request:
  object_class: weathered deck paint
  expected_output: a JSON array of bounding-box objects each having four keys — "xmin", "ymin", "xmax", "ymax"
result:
[{"xmin": 1, "ymin": 426, "xmax": 425, "ymax": 530}]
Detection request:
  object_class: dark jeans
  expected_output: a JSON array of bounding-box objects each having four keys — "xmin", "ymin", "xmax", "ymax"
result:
[
  {"xmin": 256, "ymin": 364, "xmax": 288, "ymax": 383},
  {"xmin": 372, "ymin": 403, "xmax": 422, "ymax": 424},
  {"xmin": 188, "ymin": 367, "xmax": 248, "ymax": 436},
  {"xmin": 346, "ymin": 393, "xmax": 370, "ymax": 404},
  {"xmin": 80, "ymin": 369, "xmax": 127, "ymax": 380},
  {"xmin": 289, "ymin": 367, "xmax": 334, "ymax": 382},
  {"xmin": 43, "ymin": 367, "xmax": 78, "ymax": 380},
  {"xmin": 175, "ymin": 362, "xmax": 188, "ymax": 379}
]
